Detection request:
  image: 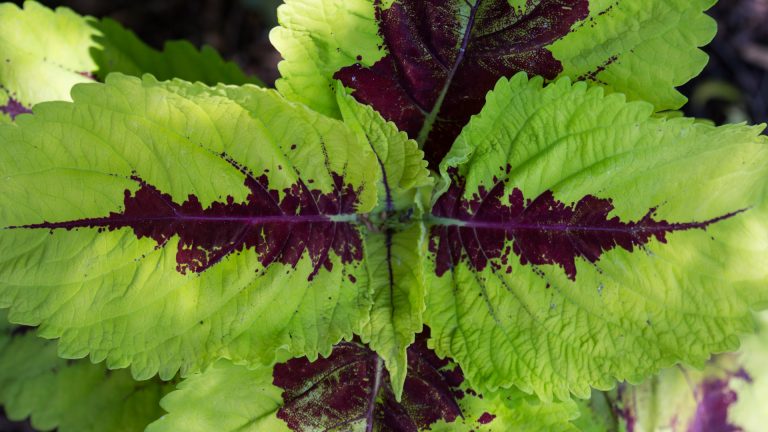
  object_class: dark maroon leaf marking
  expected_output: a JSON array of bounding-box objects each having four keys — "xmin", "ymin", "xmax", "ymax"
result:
[
  {"xmin": 429, "ymin": 167, "xmax": 745, "ymax": 280},
  {"xmin": 14, "ymin": 163, "xmax": 364, "ymax": 280},
  {"xmin": 335, "ymin": 0, "xmax": 589, "ymax": 166},
  {"xmin": 273, "ymin": 333, "xmax": 464, "ymax": 432},
  {"xmin": 477, "ymin": 412, "xmax": 496, "ymax": 424},
  {"xmin": 0, "ymin": 97, "xmax": 32, "ymax": 119}
]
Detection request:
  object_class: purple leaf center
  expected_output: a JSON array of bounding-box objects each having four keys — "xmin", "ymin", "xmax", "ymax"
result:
[
  {"xmin": 14, "ymin": 163, "xmax": 364, "ymax": 280},
  {"xmin": 273, "ymin": 334, "xmax": 465, "ymax": 432},
  {"xmin": 429, "ymin": 167, "xmax": 745, "ymax": 280},
  {"xmin": 335, "ymin": 0, "xmax": 589, "ymax": 166}
]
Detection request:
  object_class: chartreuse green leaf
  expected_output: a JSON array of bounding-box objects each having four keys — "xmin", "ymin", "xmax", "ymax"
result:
[
  {"xmin": 269, "ymin": 0, "xmax": 384, "ymax": 118},
  {"xmin": 0, "ymin": 73, "xmax": 381, "ymax": 380},
  {"xmin": 0, "ymin": 311, "xmax": 171, "ymax": 432},
  {"xmin": 425, "ymin": 73, "xmax": 768, "ymax": 401},
  {"xmin": 336, "ymin": 85, "xmax": 432, "ymax": 398},
  {"xmin": 0, "ymin": 1, "xmax": 95, "ymax": 112},
  {"xmin": 147, "ymin": 336, "xmax": 582, "ymax": 432},
  {"xmin": 0, "ymin": 1, "xmax": 258, "ymax": 119},
  {"xmin": 273, "ymin": 0, "xmax": 718, "ymax": 166},
  {"xmin": 549, "ymin": 0, "xmax": 716, "ymax": 111},
  {"xmin": 90, "ymin": 18, "xmax": 262, "ymax": 86}
]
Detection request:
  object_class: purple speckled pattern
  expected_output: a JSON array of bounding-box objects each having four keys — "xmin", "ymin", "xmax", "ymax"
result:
[
  {"xmin": 335, "ymin": 0, "xmax": 589, "ymax": 166},
  {"xmin": 14, "ymin": 157, "xmax": 364, "ymax": 280},
  {"xmin": 273, "ymin": 333, "xmax": 465, "ymax": 432},
  {"xmin": 0, "ymin": 97, "xmax": 32, "ymax": 119},
  {"xmin": 429, "ymin": 167, "xmax": 744, "ymax": 280}
]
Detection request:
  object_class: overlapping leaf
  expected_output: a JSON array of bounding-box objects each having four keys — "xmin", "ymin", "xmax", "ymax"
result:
[
  {"xmin": 337, "ymin": 87, "xmax": 432, "ymax": 397},
  {"xmin": 273, "ymin": 0, "xmax": 717, "ymax": 166},
  {"xmin": 425, "ymin": 73, "xmax": 768, "ymax": 401},
  {"xmin": 0, "ymin": 312, "xmax": 171, "ymax": 432},
  {"xmin": 0, "ymin": 1, "xmax": 96, "ymax": 113},
  {"xmin": 146, "ymin": 336, "xmax": 582, "ymax": 432},
  {"xmin": 0, "ymin": 1, "xmax": 258, "ymax": 120},
  {"xmin": 0, "ymin": 74, "xmax": 381, "ymax": 379}
]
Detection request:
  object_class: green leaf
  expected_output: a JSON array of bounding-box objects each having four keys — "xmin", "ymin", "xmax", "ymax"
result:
[
  {"xmin": 0, "ymin": 1, "xmax": 258, "ymax": 118},
  {"xmin": 336, "ymin": 86, "xmax": 432, "ymax": 397},
  {"xmin": 91, "ymin": 18, "xmax": 262, "ymax": 86},
  {"xmin": 147, "ymin": 338, "xmax": 582, "ymax": 432},
  {"xmin": 270, "ymin": 0, "xmax": 384, "ymax": 118},
  {"xmin": 425, "ymin": 73, "xmax": 768, "ymax": 401},
  {"xmin": 0, "ymin": 1, "xmax": 96, "ymax": 109},
  {"xmin": 146, "ymin": 360, "xmax": 289, "ymax": 432},
  {"xmin": 0, "ymin": 74, "xmax": 381, "ymax": 380},
  {"xmin": 549, "ymin": 0, "xmax": 717, "ymax": 110},
  {"xmin": 0, "ymin": 311, "xmax": 171, "ymax": 432}
]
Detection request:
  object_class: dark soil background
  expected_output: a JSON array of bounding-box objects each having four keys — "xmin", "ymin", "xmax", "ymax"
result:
[{"xmin": 0, "ymin": 0, "xmax": 766, "ymax": 431}]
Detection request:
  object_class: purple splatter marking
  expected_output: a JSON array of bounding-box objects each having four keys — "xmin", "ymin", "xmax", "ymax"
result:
[
  {"xmin": 14, "ymin": 163, "xmax": 364, "ymax": 280},
  {"xmin": 335, "ymin": 0, "xmax": 589, "ymax": 166},
  {"xmin": 477, "ymin": 412, "xmax": 496, "ymax": 424},
  {"xmin": 0, "ymin": 97, "xmax": 32, "ymax": 120},
  {"xmin": 429, "ymin": 167, "xmax": 745, "ymax": 280}
]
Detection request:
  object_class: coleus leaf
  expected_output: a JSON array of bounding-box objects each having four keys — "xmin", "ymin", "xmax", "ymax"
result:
[
  {"xmin": 0, "ymin": 1, "xmax": 96, "ymax": 111},
  {"xmin": 273, "ymin": 0, "xmax": 716, "ymax": 166},
  {"xmin": 336, "ymin": 86, "xmax": 433, "ymax": 397},
  {"xmin": 0, "ymin": 311, "xmax": 172, "ymax": 432},
  {"xmin": 0, "ymin": 1, "xmax": 258, "ymax": 119},
  {"xmin": 0, "ymin": 74, "xmax": 382, "ymax": 379},
  {"xmin": 611, "ymin": 312, "xmax": 768, "ymax": 432},
  {"xmin": 146, "ymin": 334, "xmax": 583, "ymax": 432},
  {"xmin": 425, "ymin": 73, "xmax": 768, "ymax": 401}
]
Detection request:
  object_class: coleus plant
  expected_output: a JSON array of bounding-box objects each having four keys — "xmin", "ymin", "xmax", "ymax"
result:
[{"xmin": 0, "ymin": 0, "xmax": 767, "ymax": 431}]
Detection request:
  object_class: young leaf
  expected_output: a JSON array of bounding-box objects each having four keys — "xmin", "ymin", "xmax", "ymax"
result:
[
  {"xmin": 0, "ymin": 1, "xmax": 96, "ymax": 110},
  {"xmin": 0, "ymin": 312, "xmax": 171, "ymax": 432},
  {"xmin": 270, "ymin": 0, "xmax": 384, "ymax": 118},
  {"xmin": 146, "ymin": 335, "xmax": 583, "ymax": 432},
  {"xmin": 336, "ymin": 86, "xmax": 432, "ymax": 398},
  {"xmin": 0, "ymin": 74, "xmax": 381, "ymax": 380},
  {"xmin": 90, "ymin": 18, "xmax": 263, "ymax": 86},
  {"xmin": 425, "ymin": 73, "xmax": 768, "ymax": 401},
  {"xmin": 273, "ymin": 0, "xmax": 716, "ymax": 166}
]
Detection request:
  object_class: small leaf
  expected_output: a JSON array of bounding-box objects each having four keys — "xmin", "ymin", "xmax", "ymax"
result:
[
  {"xmin": 337, "ymin": 86, "xmax": 432, "ymax": 398},
  {"xmin": 0, "ymin": 74, "xmax": 381, "ymax": 379},
  {"xmin": 0, "ymin": 312, "xmax": 171, "ymax": 432},
  {"xmin": 147, "ymin": 334, "xmax": 583, "ymax": 432},
  {"xmin": 426, "ymin": 73, "xmax": 768, "ymax": 401},
  {"xmin": 270, "ymin": 0, "xmax": 384, "ymax": 118}
]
